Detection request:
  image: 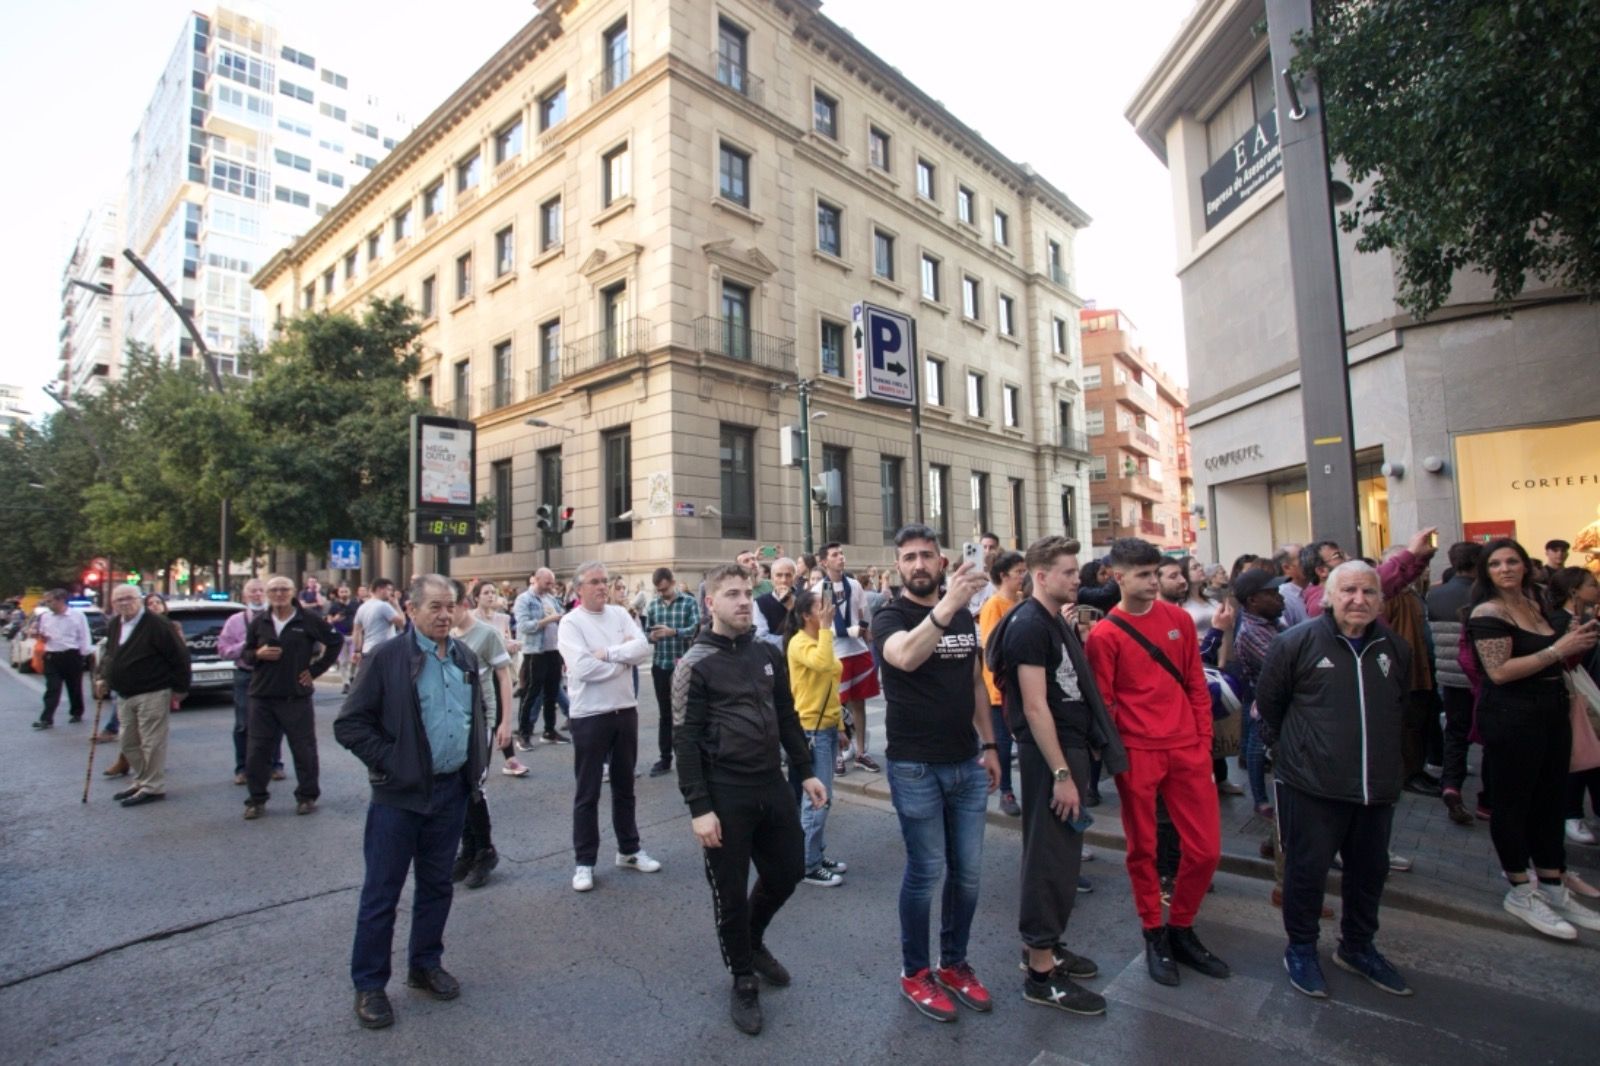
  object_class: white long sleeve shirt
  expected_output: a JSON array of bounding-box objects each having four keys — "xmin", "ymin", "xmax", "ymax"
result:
[
  {"xmin": 35, "ymin": 608, "xmax": 93, "ymax": 654},
  {"xmin": 557, "ymin": 604, "xmax": 652, "ymax": 718}
]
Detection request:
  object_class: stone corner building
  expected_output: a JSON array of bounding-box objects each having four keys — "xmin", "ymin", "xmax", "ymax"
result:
[{"xmin": 255, "ymin": 0, "xmax": 1094, "ymax": 586}]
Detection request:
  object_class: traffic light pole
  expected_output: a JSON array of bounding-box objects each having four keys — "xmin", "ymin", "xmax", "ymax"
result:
[{"xmin": 797, "ymin": 379, "xmax": 815, "ymax": 557}]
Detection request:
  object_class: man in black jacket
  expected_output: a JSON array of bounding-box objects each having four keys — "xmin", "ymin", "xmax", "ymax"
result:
[
  {"xmin": 94, "ymin": 583, "xmax": 191, "ymax": 807},
  {"xmin": 673, "ymin": 563, "xmax": 826, "ymax": 1036},
  {"xmin": 1257, "ymin": 560, "xmax": 1412, "ymax": 1001},
  {"xmin": 240, "ymin": 576, "xmax": 342, "ymax": 819},
  {"xmin": 1426, "ymin": 541, "xmax": 1482, "ymax": 823},
  {"xmin": 335, "ymin": 574, "xmax": 488, "ymax": 1030}
]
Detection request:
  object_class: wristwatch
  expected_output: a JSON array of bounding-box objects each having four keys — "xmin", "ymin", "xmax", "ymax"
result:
[
  {"xmin": 1053, "ymin": 767, "xmax": 1072, "ymax": 783},
  {"xmin": 980, "ymin": 742, "xmax": 999, "ymax": 752}
]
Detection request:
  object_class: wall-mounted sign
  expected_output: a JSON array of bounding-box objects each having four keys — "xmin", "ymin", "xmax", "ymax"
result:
[
  {"xmin": 1201, "ymin": 109, "xmax": 1282, "ymax": 231},
  {"xmin": 851, "ymin": 302, "xmax": 916, "ymax": 405},
  {"xmin": 1202, "ymin": 444, "xmax": 1265, "ymax": 472}
]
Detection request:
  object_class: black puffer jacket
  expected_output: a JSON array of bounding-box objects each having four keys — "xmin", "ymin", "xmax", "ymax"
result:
[
  {"xmin": 671, "ymin": 628, "xmax": 812, "ymax": 817},
  {"xmin": 1256, "ymin": 611, "xmax": 1411, "ymax": 806}
]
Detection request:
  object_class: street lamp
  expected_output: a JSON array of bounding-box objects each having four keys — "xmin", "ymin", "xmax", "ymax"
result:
[{"xmin": 525, "ymin": 417, "xmax": 575, "ymax": 434}]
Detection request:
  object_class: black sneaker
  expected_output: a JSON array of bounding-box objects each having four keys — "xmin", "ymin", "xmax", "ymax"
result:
[
  {"xmin": 1024, "ymin": 971, "xmax": 1107, "ymax": 1016},
  {"xmin": 355, "ymin": 988, "xmax": 394, "ymax": 1029},
  {"xmin": 730, "ymin": 974, "xmax": 762, "ymax": 1034},
  {"xmin": 31, "ymin": 720, "xmax": 52, "ymax": 730},
  {"xmin": 751, "ymin": 946, "xmax": 791, "ymax": 987},
  {"xmin": 802, "ymin": 867, "xmax": 844, "ymax": 887},
  {"xmin": 1019, "ymin": 943, "xmax": 1098, "ymax": 979},
  {"xmin": 1167, "ymin": 924, "xmax": 1231, "ymax": 979},
  {"xmin": 451, "ymin": 849, "xmax": 474, "ymax": 883},
  {"xmin": 542, "ymin": 730, "xmax": 572, "ymax": 745},
  {"xmin": 465, "ymin": 847, "xmax": 498, "ymax": 889},
  {"xmin": 1144, "ymin": 926, "xmax": 1179, "ymax": 986},
  {"xmin": 648, "ymin": 759, "xmax": 673, "ymax": 777}
]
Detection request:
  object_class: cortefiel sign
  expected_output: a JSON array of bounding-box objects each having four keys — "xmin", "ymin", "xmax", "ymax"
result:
[
  {"xmin": 1201, "ymin": 109, "xmax": 1282, "ymax": 231},
  {"xmin": 851, "ymin": 302, "xmax": 916, "ymax": 405}
]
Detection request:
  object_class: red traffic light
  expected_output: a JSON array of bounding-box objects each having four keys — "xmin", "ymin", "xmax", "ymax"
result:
[
  {"xmin": 83, "ymin": 569, "xmax": 102, "ymax": 585},
  {"xmin": 559, "ymin": 506, "xmax": 575, "ymax": 533}
]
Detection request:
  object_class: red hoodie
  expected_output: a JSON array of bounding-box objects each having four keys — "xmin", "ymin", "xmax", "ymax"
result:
[{"xmin": 1084, "ymin": 600, "xmax": 1212, "ymax": 751}]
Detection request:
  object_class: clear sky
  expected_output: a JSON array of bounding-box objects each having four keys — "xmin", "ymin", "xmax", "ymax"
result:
[{"xmin": 0, "ymin": 0, "xmax": 1195, "ymax": 417}]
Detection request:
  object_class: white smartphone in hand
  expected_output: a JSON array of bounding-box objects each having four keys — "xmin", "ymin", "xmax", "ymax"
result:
[{"xmin": 962, "ymin": 541, "xmax": 982, "ymax": 570}]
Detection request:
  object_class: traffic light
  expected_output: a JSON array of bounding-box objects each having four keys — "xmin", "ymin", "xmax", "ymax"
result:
[
  {"xmin": 536, "ymin": 503, "xmax": 555, "ymax": 532},
  {"xmin": 559, "ymin": 505, "xmax": 575, "ymax": 533},
  {"xmin": 82, "ymin": 569, "xmax": 102, "ymax": 587}
]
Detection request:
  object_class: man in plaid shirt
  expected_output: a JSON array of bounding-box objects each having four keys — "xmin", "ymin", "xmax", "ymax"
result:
[
  {"xmin": 1231, "ymin": 569, "xmax": 1289, "ymax": 817},
  {"xmin": 645, "ymin": 566, "xmax": 701, "ymax": 777}
]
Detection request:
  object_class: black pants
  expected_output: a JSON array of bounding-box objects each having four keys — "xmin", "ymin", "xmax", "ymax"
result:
[
  {"xmin": 571, "ymin": 708, "xmax": 640, "ymax": 866},
  {"xmin": 652, "ymin": 665, "xmax": 676, "ymax": 764},
  {"xmin": 701, "ymin": 777, "xmax": 805, "ymax": 975},
  {"xmin": 1439, "ymin": 685, "xmax": 1475, "ymax": 792},
  {"xmin": 991, "ymin": 706, "xmax": 1015, "ymax": 795},
  {"xmin": 1567, "ymin": 768, "xmax": 1600, "ymax": 821},
  {"xmin": 1401, "ymin": 690, "xmax": 1437, "ymax": 780},
  {"xmin": 1277, "ymin": 781, "xmax": 1393, "ymax": 948},
  {"xmin": 246, "ymin": 696, "xmax": 319, "ymax": 805},
  {"xmin": 461, "ymin": 790, "xmax": 494, "ymax": 857},
  {"xmin": 1017, "ymin": 741, "xmax": 1089, "ymax": 948},
  {"xmin": 1484, "ymin": 695, "xmax": 1571, "ymax": 874},
  {"xmin": 41, "ymin": 650, "xmax": 86, "ymax": 722},
  {"xmin": 518, "ymin": 651, "xmax": 563, "ymax": 738}
]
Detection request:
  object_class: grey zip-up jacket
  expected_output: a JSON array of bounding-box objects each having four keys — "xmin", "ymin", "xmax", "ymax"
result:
[
  {"xmin": 1425, "ymin": 575, "xmax": 1473, "ymax": 690},
  {"xmin": 1256, "ymin": 612, "xmax": 1410, "ymax": 806}
]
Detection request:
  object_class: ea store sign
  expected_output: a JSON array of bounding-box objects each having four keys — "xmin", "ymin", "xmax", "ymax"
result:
[{"xmin": 1201, "ymin": 109, "xmax": 1283, "ymax": 230}]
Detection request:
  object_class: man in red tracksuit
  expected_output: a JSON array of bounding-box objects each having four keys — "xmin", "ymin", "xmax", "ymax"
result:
[{"xmin": 1086, "ymin": 538, "xmax": 1231, "ymax": 987}]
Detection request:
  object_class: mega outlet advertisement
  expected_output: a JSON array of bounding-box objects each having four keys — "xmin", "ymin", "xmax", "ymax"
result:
[{"xmin": 419, "ymin": 423, "xmax": 473, "ymax": 508}]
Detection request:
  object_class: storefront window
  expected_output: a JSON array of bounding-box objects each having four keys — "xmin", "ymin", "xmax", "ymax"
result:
[{"xmin": 1456, "ymin": 421, "xmax": 1600, "ymax": 571}]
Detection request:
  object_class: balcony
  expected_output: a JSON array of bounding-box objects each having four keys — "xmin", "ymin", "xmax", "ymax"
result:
[
  {"xmin": 1054, "ymin": 427, "xmax": 1092, "ymax": 455},
  {"xmin": 480, "ymin": 378, "xmax": 516, "ymax": 414},
  {"xmin": 590, "ymin": 54, "xmax": 631, "ymax": 102},
  {"xmin": 1138, "ymin": 518, "xmax": 1166, "ymax": 538},
  {"xmin": 448, "ymin": 395, "xmax": 471, "ymax": 421},
  {"xmin": 526, "ymin": 361, "xmax": 561, "ymax": 397},
  {"xmin": 1118, "ymin": 471, "xmax": 1164, "ymax": 501},
  {"xmin": 1113, "ymin": 425, "xmax": 1162, "ymax": 457},
  {"xmin": 694, "ymin": 316, "xmax": 797, "ymax": 376},
  {"xmin": 563, "ymin": 317, "xmax": 653, "ymax": 379},
  {"xmin": 712, "ymin": 52, "xmax": 764, "ymax": 105},
  {"xmin": 1114, "ymin": 380, "xmax": 1159, "ymax": 416}
]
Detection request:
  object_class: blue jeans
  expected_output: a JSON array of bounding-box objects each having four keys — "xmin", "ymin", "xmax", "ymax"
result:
[
  {"xmin": 350, "ymin": 772, "xmax": 470, "ymax": 991},
  {"xmin": 801, "ymin": 729, "xmax": 838, "ymax": 870},
  {"xmin": 887, "ymin": 757, "xmax": 989, "ymax": 974},
  {"xmin": 1243, "ymin": 713, "xmax": 1269, "ymax": 806}
]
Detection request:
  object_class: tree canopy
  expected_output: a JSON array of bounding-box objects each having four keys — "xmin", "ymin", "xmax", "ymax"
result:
[{"xmin": 1300, "ymin": 0, "xmax": 1600, "ymax": 317}]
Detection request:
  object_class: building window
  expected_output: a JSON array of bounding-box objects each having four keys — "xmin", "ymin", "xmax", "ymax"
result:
[
  {"xmin": 820, "ymin": 445, "xmax": 850, "ymax": 543},
  {"xmin": 537, "ymin": 319, "xmax": 561, "ymax": 392},
  {"xmin": 540, "ymin": 196, "xmax": 563, "ymax": 250},
  {"xmin": 322, "ymin": 268, "xmax": 335, "ymax": 296},
  {"xmin": 456, "ymin": 252, "xmax": 473, "ymax": 301},
  {"xmin": 495, "ymin": 117, "xmax": 524, "ymax": 164},
  {"xmin": 716, "ymin": 18, "xmax": 749, "ymax": 95},
  {"xmin": 539, "ymin": 83, "xmax": 567, "ymax": 131},
  {"xmin": 366, "ymin": 230, "xmax": 381, "ymax": 264},
  {"xmin": 420, "ymin": 274, "xmax": 436, "ymax": 319},
  {"xmin": 319, "ymin": 102, "xmax": 347, "ymax": 122},
  {"xmin": 393, "ymin": 205, "xmax": 412, "ymax": 241},
  {"xmin": 998, "ymin": 294, "xmax": 1015, "ymax": 336},
  {"xmin": 457, "ymin": 152, "xmax": 481, "ymax": 193},
  {"xmin": 813, "ymin": 89, "xmax": 838, "ymax": 138},
  {"xmin": 873, "ymin": 229, "xmax": 894, "ymax": 280},
  {"xmin": 916, "ymin": 158, "xmax": 935, "ymax": 200},
  {"xmin": 928, "ymin": 464, "xmax": 951, "ymax": 545},
  {"xmin": 993, "ymin": 209, "xmax": 1009, "ymax": 246},
  {"xmin": 1082, "ymin": 365, "xmax": 1102, "ymax": 389},
  {"xmin": 418, "ymin": 375, "xmax": 433, "ymax": 405},
  {"xmin": 720, "ymin": 281, "xmax": 752, "ymax": 360},
  {"xmin": 343, "ymin": 248, "xmax": 358, "ymax": 281},
  {"xmin": 281, "ymin": 45, "xmax": 316, "ymax": 69},
  {"xmin": 719, "ymin": 424, "xmax": 756, "ymax": 539},
  {"xmin": 1003, "ymin": 385, "xmax": 1020, "ymax": 428},
  {"xmin": 602, "ymin": 19, "xmax": 630, "ymax": 93},
  {"xmin": 880, "ymin": 456, "xmax": 904, "ymax": 541},
  {"xmin": 492, "ymin": 460, "xmax": 513, "ymax": 553},
  {"xmin": 452, "ymin": 359, "xmax": 470, "ymax": 419},
  {"xmin": 302, "ymin": 282, "xmax": 314, "ymax": 310},
  {"xmin": 1010, "ymin": 479, "xmax": 1026, "ymax": 547},
  {"xmin": 1047, "ymin": 238, "xmax": 1066, "ymax": 285},
  {"xmin": 491, "ymin": 340, "xmax": 513, "ymax": 410},
  {"xmin": 423, "ymin": 179, "xmax": 444, "ymax": 218},
  {"xmin": 925, "ymin": 356, "xmax": 945, "ymax": 406},
  {"xmin": 957, "ymin": 184, "xmax": 975, "ymax": 224},
  {"xmin": 719, "ymin": 142, "xmax": 750, "ymax": 206},
  {"xmin": 868, "ymin": 126, "xmax": 891, "ymax": 171},
  {"xmin": 816, "ymin": 200, "xmax": 842, "ymax": 256},
  {"xmin": 1087, "ymin": 408, "xmax": 1105, "ymax": 436},
  {"xmin": 602, "ymin": 144, "xmax": 630, "ymax": 206},
  {"xmin": 962, "ymin": 275, "xmax": 980, "ymax": 320},
  {"xmin": 1052, "ymin": 316, "xmax": 1067, "ymax": 355},
  {"xmin": 601, "ymin": 282, "xmax": 629, "ymax": 358},
  {"xmin": 1092, "ymin": 503, "xmax": 1111, "ymax": 530},
  {"xmin": 971, "ymin": 472, "xmax": 991, "ymax": 539},
  {"xmin": 495, "ymin": 227, "xmax": 515, "ymax": 277},
  {"xmin": 603, "ymin": 428, "xmax": 632, "ymax": 541},
  {"xmin": 920, "ymin": 254, "xmax": 940, "ymax": 301},
  {"xmin": 1061, "ymin": 485, "xmax": 1077, "ymax": 533},
  {"xmin": 539, "ymin": 446, "xmax": 563, "ymax": 546},
  {"xmin": 966, "ymin": 371, "xmax": 985, "ymax": 418},
  {"xmin": 820, "ymin": 319, "xmax": 845, "ymax": 377}
]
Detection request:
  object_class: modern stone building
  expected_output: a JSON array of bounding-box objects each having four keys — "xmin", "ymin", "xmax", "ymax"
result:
[
  {"xmin": 59, "ymin": 200, "xmax": 121, "ymax": 397},
  {"xmin": 255, "ymin": 0, "xmax": 1093, "ymax": 586},
  {"xmin": 1127, "ymin": 0, "xmax": 1600, "ymax": 570},
  {"xmin": 1080, "ymin": 308, "xmax": 1193, "ymax": 554}
]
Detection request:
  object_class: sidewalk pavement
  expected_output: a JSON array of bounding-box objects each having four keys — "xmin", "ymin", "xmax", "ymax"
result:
[{"xmin": 831, "ymin": 696, "xmax": 1600, "ymax": 934}]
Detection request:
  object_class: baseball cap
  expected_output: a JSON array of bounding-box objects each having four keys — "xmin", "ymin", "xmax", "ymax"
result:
[{"xmin": 1232, "ymin": 569, "xmax": 1287, "ymax": 602}]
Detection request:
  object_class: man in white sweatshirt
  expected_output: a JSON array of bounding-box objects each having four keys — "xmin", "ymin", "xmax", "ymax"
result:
[{"xmin": 558, "ymin": 560, "xmax": 661, "ymax": 892}]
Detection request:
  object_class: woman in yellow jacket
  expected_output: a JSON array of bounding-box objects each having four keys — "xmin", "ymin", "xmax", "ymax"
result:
[
  {"xmin": 786, "ymin": 587, "xmax": 847, "ymax": 887},
  {"xmin": 978, "ymin": 550, "xmax": 1028, "ymax": 816}
]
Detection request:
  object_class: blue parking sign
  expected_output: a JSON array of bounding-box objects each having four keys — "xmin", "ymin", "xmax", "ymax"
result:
[{"xmin": 329, "ymin": 539, "xmax": 362, "ymax": 570}]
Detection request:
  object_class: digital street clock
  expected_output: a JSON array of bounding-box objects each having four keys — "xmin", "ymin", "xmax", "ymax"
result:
[{"xmin": 408, "ymin": 414, "xmax": 479, "ymax": 546}]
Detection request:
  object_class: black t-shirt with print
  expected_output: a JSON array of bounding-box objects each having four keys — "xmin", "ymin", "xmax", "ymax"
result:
[
  {"xmin": 999, "ymin": 598, "xmax": 1090, "ymax": 749},
  {"xmin": 872, "ymin": 596, "xmax": 979, "ymax": 764}
]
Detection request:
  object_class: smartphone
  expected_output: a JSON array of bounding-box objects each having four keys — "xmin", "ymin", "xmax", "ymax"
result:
[
  {"xmin": 1428, "ymin": 531, "xmax": 1439, "ymax": 549},
  {"xmin": 1076, "ymin": 606, "xmax": 1104, "ymax": 625},
  {"xmin": 1067, "ymin": 807, "xmax": 1095, "ymax": 834},
  {"xmin": 819, "ymin": 580, "xmax": 834, "ymax": 611},
  {"xmin": 962, "ymin": 541, "xmax": 982, "ymax": 570}
]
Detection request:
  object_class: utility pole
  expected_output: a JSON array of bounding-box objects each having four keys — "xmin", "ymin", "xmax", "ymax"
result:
[
  {"xmin": 796, "ymin": 378, "xmax": 815, "ymax": 557},
  {"xmin": 1265, "ymin": 0, "xmax": 1361, "ymax": 552}
]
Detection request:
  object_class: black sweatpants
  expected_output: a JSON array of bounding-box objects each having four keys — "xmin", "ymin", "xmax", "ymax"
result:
[
  {"xmin": 519, "ymin": 651, "xmax": 563, "ymax": 738},
  {"xmin": 570, "ymin": 708, "xmax": 640, "ymax": 866},
  {"xmin": 652, "ymin": 664, "xmax": 676, "ymax": 764},
  {"xmin": 461, "ymin": 790, "xmax": 493, "ymax": 857},
  {"xmin": 1483, "ymin": 695, "xmax": 1570, "ymax": 875},
  {"xmin": 701, "ymin": 777, "xmax": 805, "ymax": 976},
  {"xmin": 1277, "ymin": 781, "xmax": 1393, "ymax": 948},
  {"xmin": 1567, "ymin": 768, "xmax": 1600, "ymax": 821},
  {"xmin": 1439, "ymin": 685, "xmax": 1475, "ymax": 792},
  {"xmin": 246, "ymin": 696, "xmax": 319, "ymax": 805},
  {"xmin": 41, "ymin": 649, "xmax": 86, "ymax": 722},
  {"xmin": 1017, "ymin": 741, "xmax": 1090, "ymax": 948},
  {"xmin": 1400, "ymin": 689, "xmax": 1438, "ymax": 780}
]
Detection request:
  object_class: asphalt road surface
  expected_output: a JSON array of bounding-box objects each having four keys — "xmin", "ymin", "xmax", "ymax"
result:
[{"xmin": 2, "ymin": 663, "xmax": 1597, "ymax": 1065}]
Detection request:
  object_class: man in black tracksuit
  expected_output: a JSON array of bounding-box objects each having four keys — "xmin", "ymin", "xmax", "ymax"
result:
[
  {"xmin": 241, "ymin": 576, "xmax": 343, "ymax": 817},
  {"xmin": 1257, "ymin": 560, "xmax": 1412, "ymax": 999},
  {"xmin": 673, "ymin": 564, "xmax": 827, "ymax": 1037}
]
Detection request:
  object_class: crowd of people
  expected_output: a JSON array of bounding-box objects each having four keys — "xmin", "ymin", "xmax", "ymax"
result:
[{"xmin": 17, "ymin": 524, "xmax": 1600, "ymax": 1035}]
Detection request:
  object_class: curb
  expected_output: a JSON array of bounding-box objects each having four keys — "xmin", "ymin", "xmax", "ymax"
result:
[{"xmin": 830, "ymin": 773, "xmax": 1520, "ymax": 935}]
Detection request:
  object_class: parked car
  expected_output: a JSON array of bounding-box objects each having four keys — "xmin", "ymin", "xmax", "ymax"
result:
[
  {"xmin": 165, "ymin": 600, "xmax": 245, "ymax": 695},
  {"xmin": 9, "ymin": 602, "xmax": 107, "ymax": 673}
]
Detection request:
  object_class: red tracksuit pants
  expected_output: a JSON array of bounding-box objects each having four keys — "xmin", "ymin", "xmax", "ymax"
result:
[{"xmin": 1115, "ymin": 742, "xmax": 1221, "ymax": 929}]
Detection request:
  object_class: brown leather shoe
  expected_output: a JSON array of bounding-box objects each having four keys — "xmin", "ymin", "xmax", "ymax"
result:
[
  {"xmin": 296, "ymin": 800, "xmax": 316, "ymax": 816},
  {"xmin": 102, "ymin": 755, "xmax": 130, "ymax": 778},
  {"xmin": 244, "ymin": 804, "xmax": 264, "ymax": 820}
]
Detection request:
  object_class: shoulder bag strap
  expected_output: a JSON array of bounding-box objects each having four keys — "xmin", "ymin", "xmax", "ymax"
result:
[{"xmin": 1107, "ymin": 613, "xmax": 1187, "ymax": 690}]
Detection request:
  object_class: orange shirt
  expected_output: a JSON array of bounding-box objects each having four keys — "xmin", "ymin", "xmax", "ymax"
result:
[{"xmin": 978, "ymin": 590, "xmax": 1019, "ymax": 706}]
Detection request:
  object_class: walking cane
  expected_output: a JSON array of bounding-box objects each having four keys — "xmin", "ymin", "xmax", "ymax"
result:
[{"xmin": 82, "ymin": 697, "xmax": 105, "ymax": 804}]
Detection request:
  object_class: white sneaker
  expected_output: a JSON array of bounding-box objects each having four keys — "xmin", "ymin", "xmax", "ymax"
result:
[
  {"xmin": 1565, "ymin": 818, "xmax": 1597, "ymax": 845},
  {"xmin": 1549, "ymin": 885, "xmax": 1600, "ymax": 931},
  {"xmin": 572, "ymin": 865, "xmax": 595, "ymax": 892},
  {"xmin": 1388, "ymin": 852, "xmax": 1413, "ymax": 872},
  {"xmin": 616, "ymin": 850, "xmax": 661, "ymax": 873},
  {"xmin": 1503, "ymin": 883, "xmax": 1577, "ymax": 940},
  {"xmin": 1082, "ymin": 845, "xmax": 1096, "ymax": 862}
]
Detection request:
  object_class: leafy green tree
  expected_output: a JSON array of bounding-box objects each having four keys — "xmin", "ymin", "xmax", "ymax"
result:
[
  {"xmin": 1300, "ymin": 1, "xmax": 1600, "ymax": 317},
  {"xmin": 0, "ymin": 417, "xmax": 99, "ymax": 594}
]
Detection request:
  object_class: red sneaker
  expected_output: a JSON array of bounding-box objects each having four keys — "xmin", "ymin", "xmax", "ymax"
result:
[
  {"xmin": 934, "ymin": 962, "xmax": 993, "ymax": 1012},
  {"xmin": 900, "ymin": 968, "xmax": 958, "ymax": 1022}
]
